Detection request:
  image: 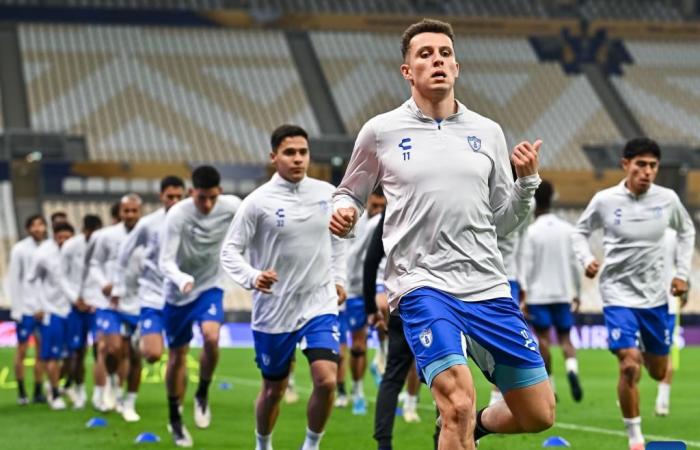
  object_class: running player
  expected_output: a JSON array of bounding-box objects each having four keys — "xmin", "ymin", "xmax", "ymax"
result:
[
  {"xmin": 221, "ymin": 124, "xmax": 347, "ymax": 450},
  {"xmin": 160, "ymin": 165, "xmax": 241, "ymax": 447},
  {"xmin": 331, "ymin": 19, "xmax": 552, "ymax": 450},
  {"xmin": 7, "ymin": 214, "xmax": 48, "ymax": 405},
  {"xmin": 572, "ymin": 137, "xmax": 695, "ymax": 450},
  {"xmin": 520, "ymin": 180, "xmax": 583, "ymax": 402}
]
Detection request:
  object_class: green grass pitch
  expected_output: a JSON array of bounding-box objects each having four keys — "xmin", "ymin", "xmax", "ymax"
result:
[{"xmin": 0, "ymin": 347, "xmax": 697, "ymax": 449}]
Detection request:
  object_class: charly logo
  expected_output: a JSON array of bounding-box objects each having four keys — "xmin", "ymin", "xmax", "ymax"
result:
[
  {"xmin": 521, "ymin": 329, "xmax": 537, "ymax": 351},
  {"xmin": 275, "ymin": 208, "xmax": 285, "ymax": 227},
  {"xmin": 614, "ymin": 208, "xmax": 622, "ymax": 225},
  {"xmin": 398, "ymin": 137, "xmax": 412, "ymax": 161},
  {"xmin": 653, "ymin": 206, "xmax": 663, "ymax": 218},
  {"xmin": 467, "ymin": 136, "xmax": 481, "ymax": 151},
  {"xmin": 319, "ymin": 200, "xmax": 329, "ymax": 214},
  {"xmin": 419, "ymin": 328, "xmax": 433, "ymax": 348}
]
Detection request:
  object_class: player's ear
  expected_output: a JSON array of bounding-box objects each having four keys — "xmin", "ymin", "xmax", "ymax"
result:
[
  {"xmin": 621, "ymin": 158, "xmax": 630, "ymax": 171},
  {"xmin": 455, "ymin": 61, "xmax": 460, "ymax": 80},
  {"xmin": 400, "ymin": 63, "xmax": 412, "ymax": 83}
]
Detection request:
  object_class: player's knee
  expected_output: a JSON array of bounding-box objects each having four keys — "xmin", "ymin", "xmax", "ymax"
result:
[
  {"xmin": 262, "ymin": 383, "xmax": 286, "ymax": 403},
  {"xmin": 202, "ymin": 331, "xmax": 219, "ymax": 349},
  {"xmin": 620, "ymin": 358, "xmax": 641, "ymax": 384},
  {"xmin": 350, "ymin": 345, "xmax": 366, "ymax": 358},
  {"xmin": 440, "ymin": 395, "xmax": 474, "ymax": 430},
  {"xmin": 144, "ymin": 350, "xmax": 162, "ymax": 364},
  {"xmin": 647, "ymin": 362, "xmax": 667, "ymax": 381},
  {"xmin": 520, "ymin": 399, "xmax": 555, "ymax": 432}
]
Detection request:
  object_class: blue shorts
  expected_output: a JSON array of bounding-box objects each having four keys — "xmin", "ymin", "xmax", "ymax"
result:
[
  {"xmin": 527, "ymin": 303, "xmax": 574, "ymax": 332},
  {"xmin": 164, "ymin": 288, "xmax": 224, "ymax": 348},
  {"xmin": 139, "ymin": 307, "xmax": 165, "ymax": 336},
  {"xmin": 377, "ymin": 284, "xmax": 386, "ymax": 294},
  {"xmin": 67, "ymin": 308, "xmax": 94, "ymax": 351},
  {"xmin": 253, "ymin": 314, "xmax": 340, "ymax": 380},
  {"xmin": 604, "ymin": 305, "xmax": 671, "ymax": 355},
  {"xmin": 399, "ymin": 287, "xmax": 547, "ymax": 392},
  {"xmin": 95, "ymin": 309, "xmax": 139, "ymax": 337},
  {"xmin": 338, "ymin": 297, "xmax": 367, "ymax": 346},
  {"xmin": 15, "ymin": 315, "xmax": 40, "ymax": 344},
  {"xmin": 40, "ymin": 314, "xmax": 69, "ymax": 361},
  {"xmin": 667, "ymin": 310, "xmax": 677, "ymax": 344},
  {"xmin": 509, "ymin": 280, "xmax": 521, "ymax": 304}
]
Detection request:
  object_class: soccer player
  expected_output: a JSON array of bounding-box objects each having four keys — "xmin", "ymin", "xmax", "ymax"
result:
[
  {"xmin": 62, "ymin": 214, "xmax": 103, "ymax": 409},
  {"xmin": 89, "ymin": 194, "xmax": 142, "ymax": 416},
  {"xmin": 7, "ymin": 214, "xmax": 48, "ymax": 405},
  {"xmin": 331, "ymin": 19, "xmax": 552, "ymax": 450},
  {"xmin": 221, "ymin": 124, "xmax": 347, "ymax": 450},
  {"xmin": 114, "ymin": 176, "xmax": 185, "ymax": 367},
  {"xmin": 160, "ymin": 165, "xmax": 242, "ymax": 447},
  {"xmin": 519, "ymin": 180, "xmax": 583, "ymax": 402},
  {"xmin": 30, "ymin": 221, "xmax": 75, "ymax": 410},
  {"xmin": 336, "ymin": 189, "xmax": 385, "ymax": 414},
  {"xmin": 572, "ymin": 138, "xmax": 695, "ymax": 450}
]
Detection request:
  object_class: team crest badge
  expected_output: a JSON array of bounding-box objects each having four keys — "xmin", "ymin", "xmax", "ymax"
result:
[
  {"xmin": 467, "ymin": 136, "xmax": 481, "ymax": 151},
  {"xmin": 261, "ymin": 353, "xmax": 271, "ymax": 366},
  {"xmin": 419, "ymin": 328, "xmax": 433, "ymax": 348},
  {"xmin": 611, "ymin": 328, "xmax": 621, "ymax": 341}
]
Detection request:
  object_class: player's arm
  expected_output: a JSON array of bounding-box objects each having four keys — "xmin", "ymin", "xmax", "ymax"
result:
[
  {"xmin": 159, "ymin": 207, "xmax": 195, "ymax": 294},
  {"xmin": 669, "ymin": 194, "xmax": 695, "ymax": 298},
  {"xmin": 89, "ymin": 232, "xmax": 112, "ymax": 295},
  {"xmin": 111, "ymin": 221, "xmax": 148, "ymax": 300},
  {"xmin": 6, "ymin": 246, "xmax": 24, "ymax": 321},
  {"xmin": 363, "ymin": 213, "xmax": 386, "ymax": 330},
  {"xmin": 331, "ymin": 122, "xmax": 381, "ymax": 237},
  {"xmin": 490, "ymin": 126, "xmax": 541, "ymax": 236},
  {"xmin": 59, "ymin": 240, "xmax": 81, "ymax": 305},
  {"xmin": 571, "ymin": 194, "xmax": 602, "ymax": 278},
  {"xmin": 28, "ymin": 251, "xmax": 47, "ymax": 319}
]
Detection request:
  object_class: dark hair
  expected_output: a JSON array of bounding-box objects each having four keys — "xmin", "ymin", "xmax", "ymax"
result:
[
  {"xmin": 50, "ymin": 211, "xmax": 67, "ymax": 224},
  {"xmin": 270, "ymin": 124, "xmax": 308, "ymax": 152},
  {"xmin": 160, "ymin": 175, "xmax": 185, "ymax": 192},
  {"xmin": 192, "ymin": 165, "xmax": 221, "ymax": 189},
  {"xmin": 53, "ymin": 222, "xmax": 74, "ymax": 235},
  {"xmin": 110, "ymin": 201, "xmax": 120, "ymax": 220},
  {"xmin": 24, "ymin": 214, "xmax": 46, "ymax": 230},
  {"xmin": 623, "ymin": 137, "xmax": 661, "ymax": 160},
  {"xmin": 82, "ymin": 214, "xmax": 102, "ymax": 232},
  {"xmin": 534, "ymin": 180, "xmax": 554, "ymax": 211},
  {"xmin": 401, "ymin": 19, "xmax": 455, "ymax": 60},
  {"xmin": 371, "ymin": 186, "xmax": 384, "ymax": 198}
]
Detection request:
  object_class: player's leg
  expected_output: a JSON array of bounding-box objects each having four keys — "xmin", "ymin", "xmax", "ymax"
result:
[
  {"xmin": 656, "ymin": 303, "xmax": 677, "ymax": 416},
  {"xmin": 403, "ymin": 364, "xmax": 421, "ymax": 423},
  {"xmin": 14, "ymin": 316, "xmax": 31, "ymax": 404},
  {"xmin": 67, "ymin": 310, "xmax": 89, "ymax": 408},
  {"xmin": 431, "ymin": 365, "xmax": 476, "ymax": 450},
  {"xmin": 92, "ymin": 331, "xmax": 109, "ymax": 411},
  {"xmin": 32, "ymin": 326, "xmax": 46, "ymax": 403},
  {"xmin": 42, "ymin": 315, "xmax": 69, "ymax": 410},
  {"xmin": 371, "ymin": 290, "xmax": 389, "ymax": 384},
  {"xmin": 122, "ymin": 315, "xmax": 142, "ymax": 422},
  {"xmin": 335, "ymin": 308, "xmax": 349, "ymax": 407},
  {"xmin": 139, "ymin": 308, "xmax": 165, "ymax": 364},
  {"xmin": 553, "ymin": 303, "xmax": 582, "ymax": 402},
  {"xmin": 194, "ymin": 288, "xmax": 225, "ymax": 429},
  {"xmin": 101, "ymin": 310, "xmax": 124, "ymax": 410},
  {"xmin": 256, "ymin": 376, "xmax": 290, "ymax": 450},
  {"xmin": 348, "ymin": 299, "xmax": 369, "ymax": 414},
  {"xmin": 284, "ymin": 356, "xmax": 299, "ymax": 404}
]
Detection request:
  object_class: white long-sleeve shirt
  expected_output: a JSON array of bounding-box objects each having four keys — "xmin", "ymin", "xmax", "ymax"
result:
[
  {"xmin": 6, "ymin": 237, "xmax": 44, "ymax": 320},
  {"xmin": 67, "ymin": 233, "xmax": 108, "ymax": 309},
  {"xmin": 161, "ymin": 195, "xmax": 242, "ymax": 306},
  {"xmin": 114, "ymin": 208, "xmax": 167, "ymax": 310},
  {"xmin": 220, "ymin": 174, "xmax": 346, "ymax": 333},
  {"xmin": 333, "ymin": 98, "xmax": 540, "ymax": 310},
  {"xmin": 663, "ymin": 228, "xmax": 680, "ymax": 313},
  {"xmin": 572, "ymin": 181, "xmax": 695, "ymax": 308},
  {"xmin": 30, "ymin": 240, "xmax": 71, "ymax": 318},
  {"xmin": 345, "ymin": 212, "xmax": 382, "ymax": 299},
  {"xmin": 520, "ymin": 213, "xmax": 581, "ymax": 305}
]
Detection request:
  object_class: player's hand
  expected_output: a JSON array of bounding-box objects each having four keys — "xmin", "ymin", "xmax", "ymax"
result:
[
  {"xmin": 75, "ymin": 298, "xmax": 90, "ymax": 312},
  {"xmin": 33, "ymin": 311, "xmax": 44, "ymax": 322},
  {"xmin": 255, "ymin": 270, "xmax": 278, "ymax": 294},
  {"xmin": 585, "ymin": 260, "xmax": 600, "ymax": 279},
  {"xmin": 329, "ymin": 208, "xmax": 357, "ymax": 237},
  {"xmin": 571, "ymin": 297, "xmax": 581, "ymax": 313},
  {"xmin": 110, "ymin": 296, "xmax": 120, "ymax": 308},
  {"xmin": 102, "ymin": 283, "xmax": 113, "ymax": 297},
  {"xmin": 519, "ymin": 301, "xmax": 528, "ymax": 317},
  {"xmin": 336, "ymin": 284, "xmax": 347, "ymax": 306},
  {"xmin": 511, "ymin": 139, "xmax": 542, "ymax": 178},
  {"xmin": 671, "ymin": 277, "xmax": 688, "ymax": 299},
  {"xmin": 182, "ymin": 282, "xmax": 194, "ymax": 295},
  {"xmin": 368, "ymin": 311, "xmax": 388, "ymax": 332}
]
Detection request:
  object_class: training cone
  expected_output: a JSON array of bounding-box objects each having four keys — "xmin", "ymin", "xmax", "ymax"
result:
[
  {"xmin": 543, "ymin": 436, "xmax": 571, "ymax": 447},
  {"xmin": 135, "ymin": 432, "xmax": 161, "ymax": 443},
  {"xmin": 85, "ymin": 417, "xmax": 107, "ymax": 428},
  {"xmin": 219, "ymin": 381, "xmax": 233, "ymax": 390}
]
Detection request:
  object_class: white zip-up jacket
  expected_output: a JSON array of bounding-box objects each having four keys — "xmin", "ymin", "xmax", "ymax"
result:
[
  {"xmin": 520, "ymin": 213, "xmax": 581, "ymax": 305},
  {"xmin": 6, "ymin": 237, "xmax": 44, "ymax": 320},
  {"xmin": 160, "ymin": 195, "xmax": 242, "ymax": 306},
  {"xmin": 30, "ymin": 240, "xmax": 71, "ymax": 318},
  {"xmin": 345, "ymin": 212, "xmax": 382, "ymax": 299},
  {"xmin": 572, "ymin": 181, "xmax": 695, "ymax": 308},
  {"xmin": 220, "ymin": 174, "xmax": 347, "ymax": 333},
  {"xmin": 333, "ymin": 98, "xmax": 540, "ymax": 309},
  {"xmin": 70, "ymin": 233, "xmax": 108, "ymax": 309}
]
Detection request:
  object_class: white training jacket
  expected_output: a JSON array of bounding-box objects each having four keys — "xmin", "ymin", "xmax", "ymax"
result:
[
  {"xmin": 572, "ymin": 181, "xmax": 695, "ymax": 309},
  {"xmin": 160, "ymin": 195, "xmax": 242, "ymax": 306},
  {"xmin": 6, "ymin": 236, "xmax": 44, "ymax": 320},
  {"xmin": 520, "ymin": 213, "xmax": 581, "ymax": 305},
  {"xmin": 70, "ymin": 233, "xmax": 109, "ymax": 309},
  {"xmin": 333, "ymin": 98, "xmax": 540, "ymax": 310},
  {"xmin": 345, "ymin": 212, "xmax": 382, "ymax": 299},
  {"xmin": 114, "ymin": 208, "xmax": 167, "ymax": 310},
  {"xmin": 30, "ymin": 240, "xmax": 71, "ymax": 319},
  {"xmin": 220, "ymin": 174, "xmax": 346, "ymax": 334}
]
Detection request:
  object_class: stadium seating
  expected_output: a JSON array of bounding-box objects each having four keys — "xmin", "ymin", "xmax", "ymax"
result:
[
  {"xmin": 0, "ymin": 182, "xmax": 18, "ymax": 309},
  {"xmin": 19, "ymin": 24, "xmax": 319, "ymax": 163},
  {"xmin": 310, "ymin": 31, "xmax": 621, "ymax": 170},
  {"xmin": 580, "ymin": 0, "xmax": 684, "ymax": 22},
  {"xmin": 612, "ymin": 39, "xmax": 700, "ymax": 146}
]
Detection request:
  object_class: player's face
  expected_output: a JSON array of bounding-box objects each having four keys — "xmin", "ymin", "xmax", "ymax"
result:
[
  {"xmin": 401, "ymin": 32, "xmax": 459, "ymax": 97},
  {"xmin": 27, "ymin": 218, "xmax": 47, "ymax": 241},
  {"xmin": 366, "ymin": 194, "xmax": 386, "ymax": 218},
  {"xmin": 120, "ymin": 199, "xmax": 142, "ymax": 230},
  {"xmin": 271, "ymin": 136, "xmax": 310, "ymax": 184},
  {"xmin": 161, "ymin": 185, "xmax": 185, "ymax": 211},
  {"xmin": 192, "ymin": 186, "xmax": 222, "ymax": 215},
  {"xmin": 622, "ymin": 153, "xmax": 659, "ymax": 195},
  {"xmin": 54, "ymin": 230, "xmax": 73, "ymax": 248}
]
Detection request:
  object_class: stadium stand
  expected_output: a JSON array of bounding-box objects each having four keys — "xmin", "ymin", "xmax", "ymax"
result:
[
  {"xmin": 0, "ymin": 181, "xmax": 18, "ymax": 309},
  {"xmin": 439, "ymin": 0, "xmax": 549, "ymax": 18},
  {"xmin": 310, "ymin": 31, "xmax": 621, "ymax": 170},
  {"xmin": 580, "ymin": 0, "xmax": 685, "ymax": 22},
  {"xmin": 19, "ymin": 24, "xmax": 319, "ymax": 163},
  {"xmin": 612, "ymin": 39, "xmax": 700, "ymax": 146}
]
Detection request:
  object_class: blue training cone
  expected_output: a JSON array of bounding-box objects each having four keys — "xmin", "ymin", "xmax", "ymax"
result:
[
  {"xmin": 85, "ymin": 417, "xmax": 108, "ymax": 428},
  {"xmin": 543, "ymin": 436, "xmax": 571, "ymax": 447},
  {"xmin": 219, "ymin": 381, "xmax": 233, "ymax": 390},
  {"xmin": 135, "ymin": 432, "xmax": 161, "ymax": 443}
]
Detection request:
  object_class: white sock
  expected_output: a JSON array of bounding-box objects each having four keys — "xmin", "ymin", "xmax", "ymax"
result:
[
  {"xmin": 565, "ymin": 357, "xmax": 579, "ymax": 374},
  {"xmin": 115, "ymin": 386, "xmax": 124, "ymax": 401},
  {"xmin": 255, "ymin": 431, "xmax": 273, "ymax": 450},
  {"xmin": 125, "ymin": 392, "xmax": 137, "ymax": 409},
  {"xmin": 93, "ymin": 386, "xmax": 103, "ymax": 402},
  {"xmin": 301, "ymin": 427, "xmax": 324, "ymax": 450},
  {"xmin": 656, "ymin": 382, "xmax": 671, "ymax": 405},
  {"xmin": 623, "ymin": 417, "xmax": 644, "ymax": 446},
  {"xmin": 404, "ymin": 394, "xmax": 418, "ymax": 410},
  {"xmin": 351, "ymin": 380, "xmax": 364, "ymax": 399},
  {"xmin": 488, "ymin": 389, "xmax": 503, "ymax": 406},
  {"xmin": 288, "ymin": 373, "xmax": 296, "ymax": 388}
]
